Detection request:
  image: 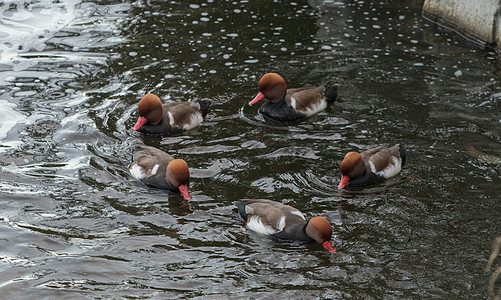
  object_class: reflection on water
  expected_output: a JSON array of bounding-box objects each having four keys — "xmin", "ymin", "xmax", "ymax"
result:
[
  {"xmin": 0, "ymin": 0, "xmax": 500, "ymax": 298},
  {"xmin": 0, "ymin": 0, "xmax": 127, "ymax": 73}
]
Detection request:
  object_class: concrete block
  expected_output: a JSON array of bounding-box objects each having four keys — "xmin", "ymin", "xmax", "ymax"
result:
[{"xmin": 423, "ymin": 0, "xmax": 501, "ymax": 50}]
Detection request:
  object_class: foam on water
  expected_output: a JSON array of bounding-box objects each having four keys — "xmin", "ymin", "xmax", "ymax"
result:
[
  {"xmin": 0, "ymin": 99, "xmax": 25, "ymax": 140},
  {"xmin": 0, "ymin": 0, "xmax": 85, "ymax": 71}
]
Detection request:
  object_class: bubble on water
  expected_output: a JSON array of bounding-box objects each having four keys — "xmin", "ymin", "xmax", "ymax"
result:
[
  {"xmin": 454, "ymin": 70, "xmax": 463, "ymax": 77},
  {"xmin": 189, "ymin": 4, "xmax": 200, "ymax": 9}
]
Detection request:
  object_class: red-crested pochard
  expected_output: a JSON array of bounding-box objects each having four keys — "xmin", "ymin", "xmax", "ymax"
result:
[
  {"xmin": 249, "ymin": 73, "xmax": 338, "ymax": 123},
  {"xmin": 235, "ymin": 199, "xmax": 336, "ymax": 253},
  {"xmin": 133, "ymin": 93, "xmax": 211, "ymax": 135},
  {"xmin": 338, "ymin": 144, "xmax": 406, "ymax": 189},
  {"xmin": 130, "ymin": 140, "xmax": 191, "ymax": 200}
]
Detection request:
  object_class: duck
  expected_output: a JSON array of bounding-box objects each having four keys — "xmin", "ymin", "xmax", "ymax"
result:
[
  {"xmin": 235, "ymin": 199, "xmax": 336, "ymax": 253},
  {"xmin": 133, "ymin": 93, "xmax": 211, "ymax": 135},
  {"xmin": 129, "ymin": 140, "xmax": 191, "ymax": 200},
  {"xmin": 338, "ymin": 144, "xmax": 406, "ymax": 189},
  {"xmin": 248, "ymin": 73, "xmax": 338, "ymax": 123}
]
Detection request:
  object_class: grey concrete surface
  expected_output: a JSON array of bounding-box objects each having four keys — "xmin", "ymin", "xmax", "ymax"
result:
[{"xmin": 423, "ymin": 0, "xmax": 501, "ymax": 51}]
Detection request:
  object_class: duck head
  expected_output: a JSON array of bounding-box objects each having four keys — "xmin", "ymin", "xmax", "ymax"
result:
[
  {"xmin": 166, "ymin": 159, "xmax": 191, "ymax": 200},
  {"xmin": 338, "ymin": 152, "xmax": 365, "ymax": 189},
  {"xmin": 249, "ymin": 73, "xmax": 287, "ymax": 105},
  {"xmin": 306, "ymin": 216, "xmax": 336, "ymax": 253},
  {"xmin": 133, "ymin": 94, "xmax": 163, "ymax": 130}
]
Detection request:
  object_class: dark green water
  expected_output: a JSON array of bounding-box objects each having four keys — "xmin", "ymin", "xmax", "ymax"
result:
[{"xmin": 0, "ymin": 0, "xmax": 500, "ymax": 298}]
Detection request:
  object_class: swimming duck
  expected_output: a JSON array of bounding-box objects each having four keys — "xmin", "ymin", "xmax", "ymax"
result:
[
  {"xmin": 249, "ymin": 73, "xmax": 338, "ymax": 123},
  {"xmin": 235, "ymin": 199, "xmax": 336, "ymax": 253},
  {"xmin": 130, "ymin": 140, "xmax": 191, "ymax": 200},
  {"xmin": 338, "ymin": 144, "xmax": 406, "ymax": 189},
  {"xmin": 133, "ymin": 93, "xmax": 211, "ymax": 135}
]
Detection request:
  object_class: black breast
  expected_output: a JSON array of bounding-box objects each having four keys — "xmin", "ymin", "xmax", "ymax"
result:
[
  {"xmin": 272, "ymin": 223, "xmax": 313, "ymax": 244},
  {"xmin": 137, "ymin": 121, "xmax": 174, "ymax": 136},
  {"xmin": 258, "ymin": 101, "xmax": 305, "ymax": 123},
  {"xmin": 345, "ymin": 166, "xmax": 385, "ymax": 187},
  {"xmin": 140, "ymin": 164, "xmax": 178, "ymax": 192}
]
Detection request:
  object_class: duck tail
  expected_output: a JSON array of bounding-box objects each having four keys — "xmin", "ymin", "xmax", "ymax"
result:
[
  {"xmin": 197, "ymin": 99, "xmax": 212, "ymax": 118},
  {"xmin": 398, "ymin": 144, "xmax": 407, "ymax": 166},
  {"xmin": 324, "ymin": 85, "xmax": 339, "ymax": 103}
]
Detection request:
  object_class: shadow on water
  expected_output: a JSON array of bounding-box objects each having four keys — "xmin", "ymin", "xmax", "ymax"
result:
[{"xmin": 0, "ymin": 0, "xmax": 500, "ymax": 298}]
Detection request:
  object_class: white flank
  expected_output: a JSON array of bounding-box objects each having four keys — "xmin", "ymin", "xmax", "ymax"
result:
[
  {"xmin": 150, "ymin": 164, "xmax": 160, "ymax": 175},
  {"xmin": 129, "ymin": 163, "xmax": 146, "ymax": 180},
  {"xmin": 290, "ymin": 210, "xmax": 306, "ymax": 220},
  {"xmin": 277, "ymin": 216, "xmax": 286, "ymax": 231},
  {"xmin": 168, "ymin": 111, "xmax": 175, "ymax": 126},
  {"xmin": 369, "ymin": 161, "xmax": 377, "ymax": 174},
  {"xmin": 247, "ymin": 215, "xmax": 279, "ymax": 235},
  {"xmin": 183, "ymin": 112, "xmax": 203, "ymax": 130},
  {"xmin": 374, "ymin": 156, "xmax": 402, "ymax": 178},
  {"xmin": 290, "ymin": 96, "xmax": 297, "ymax": 109},
  {"xmin": 301, "ymin": 99, "xmax": 327, "ymax": 117}
]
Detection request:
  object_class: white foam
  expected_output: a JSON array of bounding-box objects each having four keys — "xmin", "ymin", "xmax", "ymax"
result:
[
  {"xmin": 0, "ymin": 0, "xmax": 82, "ymax": 71},
  {"xmin": 0, "ymin": 1, "xmax": 129, "ymax": 73},
  {"xmin": 0, "ymin": 100, "xmax": 25, "ymax": 140}
]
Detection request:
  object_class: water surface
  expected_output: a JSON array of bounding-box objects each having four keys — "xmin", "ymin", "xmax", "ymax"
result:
[{"xmin": 0, "ymin": 0, "xmax": 500, "ymax": 298}]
